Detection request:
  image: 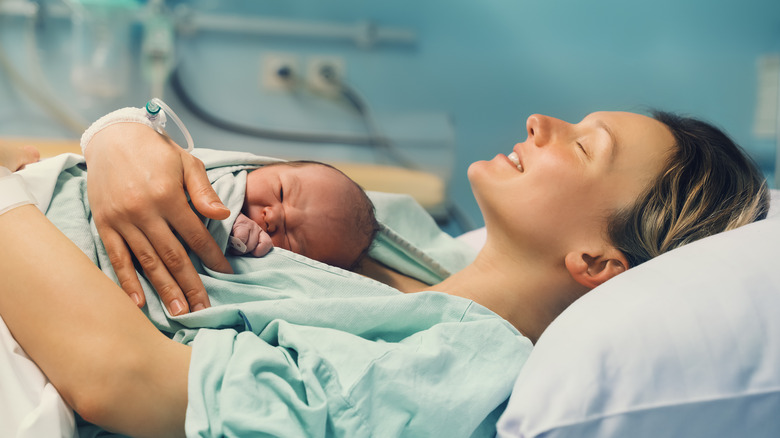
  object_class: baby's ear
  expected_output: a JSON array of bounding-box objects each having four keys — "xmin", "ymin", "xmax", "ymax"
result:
[{"xmin": 564, "ymin": 248, "xmax": 628, "ymax": 289}]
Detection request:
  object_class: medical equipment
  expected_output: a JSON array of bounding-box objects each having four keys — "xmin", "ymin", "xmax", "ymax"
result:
[
  {"xmin": 0, "ymin": 2, "xmax": 87, "ymax": 135},
  {"xmin": 0, "ymin": 1, "xmax": 415, "ymax": 96},
  {"xmin": 145, "ymin": 98, "xmax": 194, "ymax": 152},
  {"xmin": 77, "ymin": 99, "xmax": 193, "ymax": 155},
  {"xmin": 1, "ymin": 2, "xmax": 456, "ymax": 225},
  {"xmin": 67, "ymin": 0, "xmax": 139, "ymax": 98},
  {"xmin": 141, "ymin": 0, "xmax": 175, "ymax": 100}
]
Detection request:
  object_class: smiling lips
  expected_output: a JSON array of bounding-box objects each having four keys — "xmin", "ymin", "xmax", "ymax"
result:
[{"xmin": 507, "ymin": 151, "xmax": 524, "ymax": 172}]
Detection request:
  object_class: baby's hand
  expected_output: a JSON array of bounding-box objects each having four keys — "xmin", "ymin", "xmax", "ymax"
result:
[{"xmin": 229, "ymin": 213, "xmax": 273, "ymax": 257}]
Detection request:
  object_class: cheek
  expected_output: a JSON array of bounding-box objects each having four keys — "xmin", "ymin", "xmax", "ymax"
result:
[
  {"xmin": 243, "ymin": 203, "xmax": 264, "ymax": 225},
  {"xmin": 270, "ymin": 234, "xmax": 287, "ymax": 250}
]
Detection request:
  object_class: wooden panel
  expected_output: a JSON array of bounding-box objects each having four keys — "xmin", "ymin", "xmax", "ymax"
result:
[{"xmin": 0, "ymin": 137, "xmax": 81, "ymax": 158}]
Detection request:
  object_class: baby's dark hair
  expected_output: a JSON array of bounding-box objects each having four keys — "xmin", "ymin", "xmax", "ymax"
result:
[{"xmin": 275, "ymin": 160, "xmax": 380, "ymax": 270}]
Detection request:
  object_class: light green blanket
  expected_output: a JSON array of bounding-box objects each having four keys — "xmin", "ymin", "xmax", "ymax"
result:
[{"xmin": 20, "ymin": 150, "xmax": 532, "ymax": 438}]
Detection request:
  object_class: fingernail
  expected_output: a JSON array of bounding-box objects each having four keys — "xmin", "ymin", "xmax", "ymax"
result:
[
  {"xmin": 130, "ymin": 293, "xmax": 142, "ymax": 307},
  {"xmin": 170, "ymin": 299, "xmax": 186, "ymax": 315},
  {"xmin": 211, "ymin": 201, "xmax": 228, "ymax": 210},
  {"xmin": 192, "ymin": 303, "xmax": 206, "ymax": 312}
]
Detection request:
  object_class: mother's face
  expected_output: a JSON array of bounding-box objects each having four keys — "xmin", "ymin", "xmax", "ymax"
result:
[{"xmin": 468, "ymin": 111, "xmax": 675, "ymax": 260}]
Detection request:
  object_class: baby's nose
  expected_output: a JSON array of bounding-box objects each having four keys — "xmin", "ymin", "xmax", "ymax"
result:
[{"xmin": 263, "ymin": 205, "xmax": 283, "ymax": 234}]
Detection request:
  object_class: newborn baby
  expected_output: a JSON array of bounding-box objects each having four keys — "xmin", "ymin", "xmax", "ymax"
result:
[{"xmin": 229, "ymin": 161, "xmax": 378, "ymax": 270}]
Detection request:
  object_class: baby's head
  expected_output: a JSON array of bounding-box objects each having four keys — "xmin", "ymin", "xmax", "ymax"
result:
[{"xmin": 243, "ymin": 160, "xmax": 379, "ymax": 270}]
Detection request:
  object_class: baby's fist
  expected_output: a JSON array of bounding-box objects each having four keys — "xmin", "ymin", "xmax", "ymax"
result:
[{"xmin": 229, "ymin": 213, "xmax": 273, "ymax": 257}]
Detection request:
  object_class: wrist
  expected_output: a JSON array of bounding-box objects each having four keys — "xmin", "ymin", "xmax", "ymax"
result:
[{"xmin": 80, "ymin": 107, "xmax": 165, "ymax": 155}]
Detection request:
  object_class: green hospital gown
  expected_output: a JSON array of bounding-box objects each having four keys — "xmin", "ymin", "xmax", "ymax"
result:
[{"xmin": 20, "ymin": 150, "xmax": 533, "ymax": 438}]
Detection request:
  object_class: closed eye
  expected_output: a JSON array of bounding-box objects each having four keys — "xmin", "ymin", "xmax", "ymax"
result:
[{"xmin": 577, "ymin": 142, "xmax": 588, "ymax": 157}]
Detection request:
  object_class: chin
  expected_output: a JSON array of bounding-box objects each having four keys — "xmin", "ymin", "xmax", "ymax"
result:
[
  {"xmin": 467, "ymin": 162, "xmax": 485, "ymax": 197},
  {"xmin": 466, "ymin": 159, "xmax": 491, "ymax": 184},
  {"xmin": 466, "ymin": 160, "xmax": 480, "ymax": 180}
]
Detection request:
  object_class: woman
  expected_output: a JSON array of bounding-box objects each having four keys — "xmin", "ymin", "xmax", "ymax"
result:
[{"xmin": 0, "ymin": 110, "xmax": 768, "ymax": 437}]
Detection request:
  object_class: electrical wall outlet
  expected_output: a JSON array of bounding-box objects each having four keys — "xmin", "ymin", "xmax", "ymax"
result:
[
  {"xmin": 261, "ymin": 53, "xmax": 300, "ymax": 91},
  {"xmin": 306, "ymin": 56, "xmax": 345, "ymax": 97}
]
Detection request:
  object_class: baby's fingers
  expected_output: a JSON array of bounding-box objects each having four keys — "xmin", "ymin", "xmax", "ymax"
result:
[{"xmin": 250, "ymin": 231, "xmax": 274, "ymax": 257}]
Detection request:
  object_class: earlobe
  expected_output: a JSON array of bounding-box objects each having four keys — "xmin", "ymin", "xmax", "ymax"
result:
[{"xmin": 565, "ymin": 250, "xmax": 629, "ymax": 289}]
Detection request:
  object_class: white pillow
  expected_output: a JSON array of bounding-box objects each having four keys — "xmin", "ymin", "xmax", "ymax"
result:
[{"xmin": 497, "ymin": 191, "xmax": 780, "ymax": 437}]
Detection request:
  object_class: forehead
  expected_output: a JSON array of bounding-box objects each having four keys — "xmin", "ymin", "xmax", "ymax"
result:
[
  {"xmin": 276, "ymin": 164, "xmax": 356, "ymax": 227},
  {"xmin": 271, "ymin": 162, "xmax": 344, "ymax": 183},
  {"xmin": 288, "ymin": 164, "xmax": 360, "ymax": 256},
  {"xmin": 292, "ymin": 165, "xmax": 355, "ymax": 221},
  {"xmin": 580, "ymin": 112, "xmax": 675, "ymax": 211},
  {"xmin": 589, "ymin": 111, "xmax": 675, "ymax": 166},
  {"xmin": 590, "ymin": 111, "xmax": 673, "ymax": 147}
]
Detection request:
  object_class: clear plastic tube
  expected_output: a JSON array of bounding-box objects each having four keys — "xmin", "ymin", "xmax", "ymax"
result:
[{"xmin": 146, "ymin": 97, "xmax": 194, "ymax": 151}]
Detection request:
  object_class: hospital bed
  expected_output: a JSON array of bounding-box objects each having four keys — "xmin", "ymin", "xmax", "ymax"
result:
[{"xmin": 2, "ymin": 141, "xmax": 780, "ymax": 437}]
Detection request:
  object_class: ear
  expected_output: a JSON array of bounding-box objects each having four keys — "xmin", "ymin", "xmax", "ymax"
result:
[{"xmin": 564, "ymin": 248, "xmax": 629, "ymax": 289}]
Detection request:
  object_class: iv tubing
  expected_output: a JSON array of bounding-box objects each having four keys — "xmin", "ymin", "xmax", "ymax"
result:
[{"xmin": 147, "ymin": 98, "xmax": 194, "ymax": 152}]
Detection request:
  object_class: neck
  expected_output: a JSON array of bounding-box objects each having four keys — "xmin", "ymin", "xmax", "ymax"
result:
[{"xmin": 431, "ymin": 244, "xmax": 584, "ymax": 343}]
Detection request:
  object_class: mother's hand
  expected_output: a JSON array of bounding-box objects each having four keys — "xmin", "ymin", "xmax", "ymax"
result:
[{"xmin": 84, "ymin": 123, "xmax": 233, "ymax": 315}]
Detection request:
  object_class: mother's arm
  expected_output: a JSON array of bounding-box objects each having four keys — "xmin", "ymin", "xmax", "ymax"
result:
[
  {"xmin": 0, "ymin": 203, "xmax": 189, "ymax": 438},
  {"xmin": 84, "ymin": 123, "xmax": 234, "ymax": 315}
]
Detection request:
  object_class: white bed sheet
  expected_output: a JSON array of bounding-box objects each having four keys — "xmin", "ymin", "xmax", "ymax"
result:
[{"xmin": 0, "ymin": 315, "xmax": 76, "ymax": 438}]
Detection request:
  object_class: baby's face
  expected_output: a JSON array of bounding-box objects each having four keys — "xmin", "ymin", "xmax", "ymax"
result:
[{"xmin": 243, "ymin": 163, "xmax": 364, "ymax": 268}]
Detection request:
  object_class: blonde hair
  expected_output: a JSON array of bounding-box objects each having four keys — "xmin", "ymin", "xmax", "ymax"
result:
[{"xmin": 607, "ymin": 111, "xmax": 770, "ymax": 267}]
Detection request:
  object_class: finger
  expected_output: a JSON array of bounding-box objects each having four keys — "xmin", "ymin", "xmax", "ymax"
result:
[
  {"xmin": 170, "ymin": 205, "xmax": 234, "ymax": 275},
  {"xmin": 98, "ymin": 225, "xmax": 147, "ymax": 308},
  {"xmin": 182, "ymin": 155, "xmax": 230, "ymax": 220},
  {"xmin": 244, "ymin": 223, "xmax": 261, "ymax": 255},
  {"xmin": 252, "ymin": 231, "xmax": 274, "ymax": 257},
  {"xmin": 121, "ymin": 225, "xmax": 194, "ymax": 316},
  {"xmin": 232, "ymin": 222, "xmax": 251, "ymax": 242},
  {"xmin": 141, "ymin": 217, "xmax": 214, "ymax": 313}
]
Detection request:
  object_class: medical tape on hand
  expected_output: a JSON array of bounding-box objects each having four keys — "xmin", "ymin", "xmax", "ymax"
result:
[
  {"xmin": 0, "ymin": 167, "xmax": 38, "ymax": 216},
  {"xmin": 79, "ymin": 107, "xmax": 167, "ymax": 155}
]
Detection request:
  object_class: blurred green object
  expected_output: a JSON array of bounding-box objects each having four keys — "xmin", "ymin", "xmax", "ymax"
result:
[
  {"xmin": 69, "ymin": 0, "xmax": 141, "ymax": 9},
  {"xmin": 68, "ymin": 0, "xmax": 140, "ymax": 98}
]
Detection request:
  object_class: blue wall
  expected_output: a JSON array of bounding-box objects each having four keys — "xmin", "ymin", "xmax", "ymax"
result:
[{"xmin": 1, "ymin": 0, "xmax": 779, "ymax": 231}]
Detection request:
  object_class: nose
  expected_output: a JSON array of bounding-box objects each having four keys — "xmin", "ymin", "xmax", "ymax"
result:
[
  {"xmin": 526, "ymin": 114, "xmax": 567, "ymax": 147},
  {"xmin": 262, "ymin": 205, "xmax": 285, "ymax": 234}
]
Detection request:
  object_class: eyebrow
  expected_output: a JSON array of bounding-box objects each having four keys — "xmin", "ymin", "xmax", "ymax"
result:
[{"xmin": 596, "ymin": 120, "xmax": 618, "ymax": 165}]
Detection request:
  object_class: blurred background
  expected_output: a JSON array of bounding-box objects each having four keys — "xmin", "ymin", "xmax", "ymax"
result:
[{"xmin": 1, "ymin": 0, "xmax": 779, "ymax": 235}]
